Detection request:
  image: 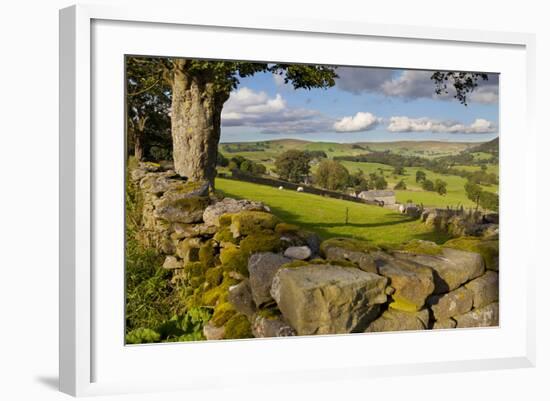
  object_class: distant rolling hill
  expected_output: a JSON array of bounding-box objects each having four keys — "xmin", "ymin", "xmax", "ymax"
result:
[{"xmin": 219, "ymin": 138, "xmax": 491, "ymax": 159}]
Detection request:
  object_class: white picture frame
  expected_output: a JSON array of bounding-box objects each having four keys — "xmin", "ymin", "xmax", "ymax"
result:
[{"xmin": 59, "ymin": 3, "xmax": 536, "ymax": 397}]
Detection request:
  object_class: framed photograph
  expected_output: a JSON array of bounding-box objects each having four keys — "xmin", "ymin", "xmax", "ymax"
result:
[{"xmin": 59, "ymin": 4, "xmax": 536, "ymax": 396}]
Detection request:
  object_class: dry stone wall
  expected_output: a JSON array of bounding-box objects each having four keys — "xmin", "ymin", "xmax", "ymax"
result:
[{"xmin": 129, "ymin": 163, "xmax": 499, "ymax": 341}]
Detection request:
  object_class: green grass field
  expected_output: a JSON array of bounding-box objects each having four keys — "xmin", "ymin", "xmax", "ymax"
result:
[
  {"xmin": 218, "ymin": 139, "xmax": 498, "ymax": 209},
  {"xmin": 216, "ymin": 177, "xmax": 450, "ymax": 246},
  {"xmin": 338, "ymin": 161, "xmax": 497, "ymax": 208}
]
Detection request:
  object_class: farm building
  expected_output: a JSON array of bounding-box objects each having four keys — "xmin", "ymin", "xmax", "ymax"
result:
[{"xmin": 358, "ymin": 190, "xmax": 396, "ymax": 206}]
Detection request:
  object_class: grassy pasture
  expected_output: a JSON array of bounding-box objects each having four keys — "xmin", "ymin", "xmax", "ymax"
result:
[{"xmin": 216, "ymin": 177, "xmax": 450, "ymax": 246}]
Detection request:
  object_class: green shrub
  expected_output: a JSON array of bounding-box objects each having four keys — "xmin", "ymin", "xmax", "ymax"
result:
[
  {"xmin": 125, "ymin": 237, "xmax": 174, "ymax": 333},
  {"xmin": 125, "ymin": 328, "xmax": 161, "ymax": 344}
]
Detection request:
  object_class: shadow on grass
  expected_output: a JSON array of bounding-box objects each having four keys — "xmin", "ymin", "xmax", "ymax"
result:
[{"xmin": 217, "ymin": 188, "xmax": 449, "ymax": 244}]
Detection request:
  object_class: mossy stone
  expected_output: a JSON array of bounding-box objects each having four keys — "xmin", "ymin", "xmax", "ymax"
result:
[
  {"xmin": 219, "ymin": 243, "xmax": 249, "ymax": 276},
  {"xmin": 389, "ymin": 297, "xmax": 424, "ymax": 313},
  {"xmin": 202, "ymin": 277, "xmax": 239, "ymax": 306},
  {"xmin": 240, "ymin": 230, "xmax": 282, "ymax": 255},
  {"xmin": 184, "ymin": 262, "xmax": 206, "ymax": 288},
  {"xmin": 443, "ymin": 237, "xmax": 499, "ymax": 271},
  {"xmin": 218, "ymin": 213, "xmax": 234, "ymax": 227},
  {"xmin": 275, "ymin": 223, "xmax": 300, "ymax": 234},
  {"xmin": 213, "ymin": 227, "xmax": 239, "ymax": 245},
  {"xmin": 199, "ymin": 239, "xmax": 217, "ymax": 268},
  {"xmin": 320, "ymin": 237, "xmax": 378, "ymax": 256},
  {"xmin": 257, "ymin": 307, "xmax": 281, "ymax": 320},
  {"xmin": 399, "ymin": 240, "xmax": 442, "ymax": 256},
  {"xmin": 205, "ymin": 266, "xmax": 224, "ymax": 287},
  {"xmin": 223, "ymin": 314, "xmax": 253, "ymax": 339},
  {"xmin": 211, "ymin": 302, "xmax": 237, "ymax": 326},
  {"xmin": 230, "ymin": 211, "xmax": 280, "ymax": 238}
]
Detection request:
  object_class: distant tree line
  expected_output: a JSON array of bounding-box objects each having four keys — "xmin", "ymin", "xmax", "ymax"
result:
[
  {"xmin": 335, "ymin": 151, "xmax": 498, "ymax": 185},
  {"xmin": 218, "ymin": 154, "xmax": 267, "ymax": 176}
]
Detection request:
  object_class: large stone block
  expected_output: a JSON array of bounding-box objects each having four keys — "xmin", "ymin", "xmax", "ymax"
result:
[
  {"xmin": 393, "ymin": 247, "xmax": 485, "ymax": 294},
  {"xmin": 227, "ymin": 280, "xmax": 256, "ymax": 318},
  {"xmin": 202, "ymin": 198, "xmax": 269, "ymax": 227},
  {"xmin": 454, "ymin": 302, "xmax": 499, "ymax": 328},
  {"xmin": 365, "ymin": 308, "xmax": 429, "ymax": 332},
  {"xmin": 465, "ymin": 271, "xmax": 499, "ymax": 309},
  {"xmin": 248, "ymin": 252, "xmax": 291, "ymax": 307},
  {"xmin": 271, "ymin": 265, "xmax": 388, "ymax": 335},
  {"xmin": 428, "ymin": 286, "xmax": 473, "ymax": 320},
  {"xmin": 252, "ymin": 315, "xmax": 296, "ymax": 338},
  {"xmin": 377, "ymin": 255, "xmax": 435, "ymax": 311},
  {"xmin": 321, "ymin": 238, "xmax": 378, "ymax": 273}
]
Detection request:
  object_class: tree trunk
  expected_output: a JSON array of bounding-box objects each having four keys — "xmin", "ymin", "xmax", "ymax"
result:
[
  {"xmin": 134, "ymin": 127, "xmax": 144, "ymax": 161},
  {"xmin": 171, "ymin": 60, "xmax": 228, "ymax": 187}
]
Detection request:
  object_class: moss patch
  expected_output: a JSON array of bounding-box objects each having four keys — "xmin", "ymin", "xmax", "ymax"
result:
[
  {"xmin": 199, "ymin": 239, "xmax": 216, "ymax": 268},
  {"xmin": 257, "ymin": 307, "xmax": 281, "ymax": 320},
  {"xmin": 211, "ymin": 302, "xmax": 237, "ymax": 326},
  {"xmin": 213, "ymin": 227, "xmax": 239, "ymax": 245},
  {"xmin": 275, "ymin": 222, "xmax": 300, "ymax": 234},
  {"xmin": 239, "ymin": 230, "xmax": 282, "ymax": 255},
  {"xmin": 223, "ymin": 314, "xmax": 253, "ymax": 339},
  {"xmin": 230, "ymin": 211, "xmax": 280, "ymax": 237},
  {"xmin": 202, "ymin": 277, "xmax": 239, "ymax": 306},
  {"xmin": 399, "ymin": 239, "xmax": 442, "ymax": 256},
  {"xmin": 218, "ymin": 213, "xmax": 234, "ymax": 227},
  {"xmin": 389, "ymin": 297, "xmax": 421, "ymax": 313},
  {"xmin": 320, "ymin": 237, "xmax": 378, "ymax": 256},
  {"xmin": 219, "ymin": 244, "xmax": 249, "ymax": 276},
  {"xmin": 443, "ymin": 237, "xmax": 499, "ymax": 270},
  {"xmin": 205, "ymin": 266, "xmax": 224, "ymax": 287}
]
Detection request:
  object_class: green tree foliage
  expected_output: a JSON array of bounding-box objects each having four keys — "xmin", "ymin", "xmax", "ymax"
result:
[
  {"xmin": 394, "ymin": 179, "xmax": 407, "ymax": 190},
  {"xmin": 349, "ymin": 169, "xmax": 369, "ymax": 193},
  {"xmin": 434, "ymin": 179, "xmax": 448, "ymax": 195},
  {"xmin": 479, "ymin": 191, "xmax": 499, "ymax": 211},
  {"xmin": 274, "ymin": 150, "xmax": 311, "ymax": 183},
  {"xmin": 216, "ymin": 152, "xmax": 229, "ymax": 167},
  {"xmin": 304, "ymin": 150, "xmax": 328, "ymax": 160},
  {"xmin": 422, "ymin": 179, "xmax": 435, "ymax": 191},
  {"xmin": 464, "ymin": 180, "xmax": 483, "ymax": 207},
  {"xmin": 126, "ymin": 57, "xmax": 171, "ymax": 160},
  {"xmin": 416, "ymin": 170, "xmax": 427, "ymax": 183},
  {"xmin": 314, "ymin": 159, "xmax": 350, "ymax": 191},
  {"xmin": 368, "ymin": 173, "xmax": 388, "ymax": 190},
  {"xmin": 393, "ymin": 165, "xmax": 405, "ymax": 175},
  {"xmin": 430, "ymin": 71, "xmax": 489, "ymax": 106}
]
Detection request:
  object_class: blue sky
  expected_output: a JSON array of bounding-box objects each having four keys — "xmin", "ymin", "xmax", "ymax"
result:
[{"xmin": 220, "ymin": 66, "xmax": 499, "ymax": 143}]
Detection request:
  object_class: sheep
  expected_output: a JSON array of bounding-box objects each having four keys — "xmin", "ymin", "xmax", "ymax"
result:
[
  {"xmin": 297, "ymin": 186, "xmax": 304, "ymax": 192},
  {"xmin": 278, "ymin": 186, "xmax": 284, "ymax": 190}
]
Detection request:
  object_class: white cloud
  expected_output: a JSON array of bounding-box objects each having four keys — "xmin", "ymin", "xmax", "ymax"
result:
[
  {"xmin": 387, "ymin": 116, "xmax": 497, "ymax": 134},
  {"xmin": 221, "ymin": 87, "xmax": 330, "ymax": 134},
  {"xmin": 333, "ymin": 112, "xmax": 380, "ymax": 132}
]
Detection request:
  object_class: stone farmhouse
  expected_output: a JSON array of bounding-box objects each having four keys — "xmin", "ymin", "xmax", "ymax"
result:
[{"xmin": 358, "ymin": 190, "xmax": 396, "ymax": 206}]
